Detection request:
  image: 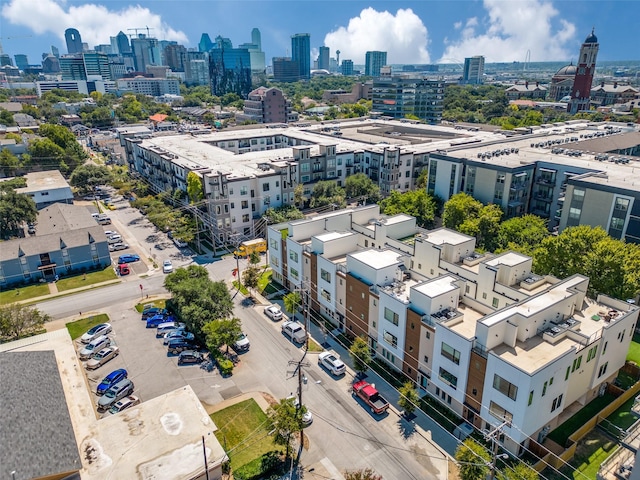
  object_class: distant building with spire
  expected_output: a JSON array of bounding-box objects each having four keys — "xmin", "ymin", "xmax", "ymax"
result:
[{"xmin": 568, "ymin": 29, "xmax": 599, "ymax": 114}]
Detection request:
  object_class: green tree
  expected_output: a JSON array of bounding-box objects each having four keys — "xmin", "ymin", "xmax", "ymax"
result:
[
  {"xmin": 202, "ymin": 317, "xmax": 242, "ymax": 354},
  {"xmin": 380, "ymin": 190, "xmax": 438, "ymax": 228},
  {"xmin": 283, "ymin": 291, "xmax": 302, "ymax": 316},
  {"xmin": 186, "ymin": 171, "xmax": 204, "ymax": 204},
  {"xmin": 27, "ymin": 138, "xmax": 65, "ymax": 170},
  {"xmin": 343, "ymin": 468, "xmax": 383, "ymax": 480},
  {"xmin": 0, "ymin": 107, "xmax": 16, "ymax": 125},
  {"xmin": 310, "ymin": 180, "xmax": 346, "ymax": 209},
  {"xmin": 249, "ymin": 250, "xmax": 261, "ymax": 266},
  {"xmin": 264, "ymin": 205, "xmax": 305, "ymax": 224},
  {"xmin": 267, "ymin": 397, "xmax": 307, "ymax": 462},
  {"xmin": 398, "ymin": 382, "xmax": 419, "ymax": 417},
  {"xmin": 416, "ymin": 169, "xmax": 429, "ymax": 189},
  {"xmin": 294, "ymin": 184, "xmax": 305, "ymax": 208},
  {"xmin": 242, "ymin": 265, "xmax": 261, "ymax": 296},
  {"xmin": 499, "ymin": 462, "xmax": 539, "ymax": 480},
  {"xmin": 0, "ymin": 303, "xmax": 50, "ymax": 341},
  {"xmin": 442, "ymin": 192, "xmax": 483, "ymax": 230},
  {"xmin": 497, "ymin": 214, "xmax": 549, "ymax": 254},
  {"xmin": 0, "ymin": 149, "xmax": 21, "ymax": 176},
  {"xmin": 458, "ymin": 204, "xmax": 503, "ymax": 251},
  {"xmin": 345, "ymin": 173, "xmax": 380, "ymax": 204},
  {"xmin": 69, "ymin": 164, "xmax": 113, "ymax": 193},
  {"xmin": 349, "ymin": 336, "xmax": 372, "ymax": 377},
  {"xmin": 0, "ymin": 191, "xmax": 37, "ymax": 239},
  {"xmin": 455, "ymin": 439, "xmax": 491, "ymax": 480}
]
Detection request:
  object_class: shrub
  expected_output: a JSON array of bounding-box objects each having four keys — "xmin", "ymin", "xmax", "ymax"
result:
[{"xmin": 218, "ymin": 358, "xmax": 234, "ymax": 376}]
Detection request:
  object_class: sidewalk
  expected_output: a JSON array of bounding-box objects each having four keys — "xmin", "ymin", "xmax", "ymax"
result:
[{"xmin": 16, "ymin": 279, "xmax": 121, "ymax": 306}]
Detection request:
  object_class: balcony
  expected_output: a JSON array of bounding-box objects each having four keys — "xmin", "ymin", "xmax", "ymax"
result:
[
  {"xmin": 535, "ymin": 177, "xmax": 556, "ymax": 185},
  {"xmin": 533, "ymin": 193, "xmax": 553, "ymax": 202}
]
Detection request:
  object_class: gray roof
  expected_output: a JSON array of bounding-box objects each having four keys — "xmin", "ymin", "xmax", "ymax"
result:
[
  {"xmin": 16, "ymin": 170, "xmax": 70, "ymax": 194},
  {"xmin": 0, "ymin": 351, "xmax": 81, "ymax": 480},
  {"xmin": 0, "ymin": 204, "xmax": 107, "ymax": 261},
  {"xmin": 563, "ymin": 131, "xmax": 640, "ymax": 154}
]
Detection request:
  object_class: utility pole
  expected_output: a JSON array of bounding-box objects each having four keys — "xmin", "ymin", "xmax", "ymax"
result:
[
  {"xmin": 485, "ymin": 420, "xmax": 509, "ymax": 480},
  {"xmin": 294, "ymin": 281, "xmax": 311, "ymax": 351}
]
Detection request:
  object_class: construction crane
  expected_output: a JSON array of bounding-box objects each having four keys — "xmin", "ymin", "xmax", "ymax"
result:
[{"xmin": 127, "ymin": 27, "xmax": 154, "ymax": 38}]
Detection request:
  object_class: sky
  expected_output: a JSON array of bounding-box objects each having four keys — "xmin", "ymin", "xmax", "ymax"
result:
[{"xmin": 0, "ymin": 0, "xmax": 638, "ymax": 67}]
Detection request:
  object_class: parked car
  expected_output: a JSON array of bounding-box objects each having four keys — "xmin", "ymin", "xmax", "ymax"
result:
[
  {"xmin": 109, "ymin": 243, "xmax": 129, "ymax": 252},
  {"xmin": 352, "ymin": 380, "xmax": 389, "ymax": 415},
  {"xmin": 108, "ymin": 395, "xmax": 140, "ymax": 415},
  {"xmin": 141, "ymin": 307, "xmax": 167, "ymax": 319},
  {"xmin": 80, "ymin": 323, "xmax": 112, "ymax": 344},
  {"xmin": 86, "ymin": 346, "xmax": 119, "ymax": 370},
  {"xmin": 318, "ymin": 351, "xmax": 346, "ymax": 376},
  {"xmin": 96, "ymin": 368, "xmax": 128, "ymax": 395},
  {"xmin": 163, "ymin": 259, "xmax": 173, "ymax": 274},
  {"xmin": 167, "ymin": 338, "xmax": 197, "ymax": 355},
  {"xmin": 163, "ymin": 330, "xmax": 194, "ymax": 345},
  {"xmin": 173, "ymin": 238, "xmax": 188, "ymax": 248},
  {"xmin": 79, "ymin": 335, "xmax": 111, "ymax": 360},
  {"xmin": 146, "ymin": 314, "xmax": 174, "ymax": 328},
  {"xmin": 97, "ymin": 379, "xmax": 134, "ymax": 412},
  {"xmin": 107, "ymin": 234, "xmax": 123, "ymax": 244},
  {"xmin": 177, "ymin": 350, "xmax": 204, "ymax": 365},
  {"xmin": 233, "ymin": 332, "xmax": 250, "ymax": 352},
  {"xmin": 118, "ymin": 254, "xmax": 140, "ymax": 264},
  {"xmin": 156, "ymin": 322, "xmax": 185, "ymax": 338},
  {"xmin": 97, "ymin": 217, "xmax": 111, "ymax": 225},
  {"xmin": 287, "ymin": 396, "xmax": 313, "ymax": 426},
  {"xmin": 281, "ymin": 321, "xmax": 307, "ymax": 344},
  {"xmin": 264, "ymin": 305, "xmax": 283, "ymax": 321},
  {"xmin": 104, "ymin": 230, "xmax": 117, "ymax": 236},
  {"xmin": 117, "ymin": 263, "xmax": 130, "ymax": 276}
]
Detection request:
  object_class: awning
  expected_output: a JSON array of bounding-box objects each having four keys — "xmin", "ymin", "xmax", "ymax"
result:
[
  {"xmin": 539, "ymin": 167, "xmax": 557, "ymax": 173},
  {"xmin": 37, "ymin": 263, "xmax": 56, "ymax": 270}
]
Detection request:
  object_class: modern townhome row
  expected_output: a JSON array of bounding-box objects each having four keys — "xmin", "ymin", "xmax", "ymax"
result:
[
  {"xmin": 267, "ymin": 205, "xmax": 639, "ymax": 455},
  {"xmin": 120, "ymin": 119, "xmax": 640, "ymax": 245}
]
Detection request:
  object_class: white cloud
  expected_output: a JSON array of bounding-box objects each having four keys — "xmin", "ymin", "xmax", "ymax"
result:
[
  {"xmin": 440, "ymin": 0, "xmax": 576, "ymax": 63},
  {"xmin": 1, "ymin": 0, "xmax": 188, "ymax": 50},
  {"xmin": 324, "ymin": 8, "xmax": 430, "ymax": 65}
]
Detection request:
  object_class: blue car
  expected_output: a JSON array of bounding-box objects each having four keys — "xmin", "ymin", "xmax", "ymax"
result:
[
  {"xmin": 118, "ymin": 254, "xmax": 140, "ymax": 264},
  {"xmin": 146, "ymin": 314, "xmax": 174, "ymax": 328},
  {"xmin": 96, "ymin": 369, "xmax": 128, "ymax": 396}
]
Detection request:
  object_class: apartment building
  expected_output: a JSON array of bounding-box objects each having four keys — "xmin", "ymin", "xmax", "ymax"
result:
[
  {"xmin": 237, "ymin": 87, "xmax": 298, "ymax": 124},
  {"xmin": 116, "ymin": 76, "xmax": 180, "ymax": 96},
  {"xmin": 267, "ymin": 205, "xmax": 639, "ymax": 455}
]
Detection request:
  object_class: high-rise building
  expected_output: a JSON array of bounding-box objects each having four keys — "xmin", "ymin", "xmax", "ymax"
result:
[
  {"xmin": 372, "ymin": 75, "xmax": 444, "ymax": 124},
  {"xmin": 60, "ymin": 52, "xmax": 110, "ymax": 81},
  {"xmin": 341, "ymin": 60, "xmax": 354, "ymax": 76},
  {"xmin": 272, "ymin": 57, "xmax": 299, "ymax": 83},
  {"xmin": 365, "ymin": 51, "xmax": 387, "ymax": 77},
  {"xmin": 14, "ymin": 54, "xmax": 28, "ymax": 71},
  {"xmin": 164, "ymin": 44, "xmax": 187, "ymax": 72},
  {"xmin": 209, "ymin": 45, "xmax": 252, "ymax": 97},
  {"xmin": 0, "ymin": 54, "xmax": 13, "ymax": 67},
  {"xmin": 51, "ymin": 46, "xmax": 60, "ymax": 58},
  {"xmin": 238, "ymin": 87, "xmax": 298, "ymax": 124},
  {"xmin": 131, "ymin": 35, "xmax": 161, "ymax": 73},
  {"xmin": 115, "ymin": 31, "xmax": 131, "ymax": 55},
  {"xmin": 239, "ymin": 28, "xmax": 265, "ymax": 73},
  {"xmin": 199, "ymin": 34, "xmax": 214, "ymax": 53},
  {"xmin": 42, "ymin": 55, "xmax": 60, "ymax": 74},
  {"xmin": 187, "ymin": 58, "xmax": 209, "ymax": 86},
  {"xmin": 291, "ymin": 33, "xmax": 311, "ymax": 80},
  {"xmin": 318, "ymin": 46, "xmax": 330, "ymax": 71},
  {"xmin": 65, "ymin": 28, "xmax": 83, "ymax": 54},
  {"xmin": 568, "ymin": 29, "xmax": 599, "ymax": 114},
  {"xmin": 251, "ymin": 28, "xmax": 262, "ymax": 51},
  {"xmin": 462, "ymin": 55, "xmax": 485, "ymax": 84}
]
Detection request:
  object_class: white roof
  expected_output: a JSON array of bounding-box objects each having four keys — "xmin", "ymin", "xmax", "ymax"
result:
[{"xmin": 349, "ymin": 248, "xmax": 401, "ymax": 270}]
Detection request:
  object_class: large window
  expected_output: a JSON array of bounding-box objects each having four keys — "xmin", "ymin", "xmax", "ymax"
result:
[
  {"xmin": 289, "ymin": 251, "xmax": 298, "ymax": 263},
  {"xmin": 489, "ymin": 401, "xmax": 513, "ymax": 423},
  {"xmin": 384, "ymin": 307, "xmax": 399, "ymax": 326},
  {"xmin": 320, "ymin": 269, "xmax": 331, "ymax": 283},
  {"xmin": 438, "ymin": 367, "xmax": 457, "ymax": 389},
  {"xmin": 383, "ymin": 331, "xmax": 398, "ymax": 348},
  {"xmin": 321, "ymin": 289, "xmax": 331, "ymax": 302},
  {"xmin": 493, "ymin": 374, "xmax": 518, "ymax": 400},
  {"xmin": 441, "ymin": 342, "xmax": 460, "ymax": 365}
]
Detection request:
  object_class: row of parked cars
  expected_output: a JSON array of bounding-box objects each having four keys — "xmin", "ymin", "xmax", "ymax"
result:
[{"xmin": 78, "ymin": 323, "xmax": 139, "ymax": 414}]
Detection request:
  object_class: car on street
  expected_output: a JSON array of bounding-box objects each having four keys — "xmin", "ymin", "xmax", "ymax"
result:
[
  {"xmin": 141, "ymin": 307, "xmax": 167, "ymax": 319},
  {"xmin": 117, "ymin": 263, "xmax": 130, "ymax": 275},
  {"xmin": 264, "ymin": 305, "xmax": 283, "ymax": 321},
  {"xmin": 288, "ymin": 396, "xmax": 313, "ymax": 426},
  {"xmin": 281, "ymin": 321, "xmax": 307, "ymax": 344},
  {"xmin": 318, "ymin": 351, "xmax": 346, "ymax": 376},
  {"xmin": 109, "ymin": 243, "xmax": 129, "ymax": 252},
  {"xmin": 97, "ymin": 378, "xmax": 134, "ymax": 412},
  {"xmin": 163, "ymin": 330, "xmax": 194, "ymax": 345},
  {"xmin": 96, "ymin": 369, "xmax": 128, "ymax": 395},
  {"xmin": 163, "ymin": 259, "xmax": 173, "ymax": 274},
  {"xmin": 80, "ymin": 323, "xmax": 112, "ymax": 344},
  {"xmin": 177, "ymin": 350, "xmax": 204, "ymax": 365},
  {"xmin": 104, "ymin": 230, "xmax": 117, "ymax": 236},
  {"xmin": 118, "ymin": 254, "xmax": 140, "ymax": 264},
  {"xmin": 108, "ymin": 395, "xmax": 140, "ymax": 415},
  {"xmin": 167, "ymin": 338, "xmax": 197, "ymax": 355},
  {"xmin": 79, "ymin": 335, "xmax": 111, "ymax": 360},
  {"xmin": 86, "ymin": 346, "xmax": 119, "ymax": 370},
  {"xmin": 146, "ymin": 314, "xmax": 174, "ymax": 328},
  {"xmin": 233, "ymin": 332, "xmax": 250, "ymax": 352},
  {"xmin": 107, "ymin": 234, "xmax": 123, "ymax": 244}
]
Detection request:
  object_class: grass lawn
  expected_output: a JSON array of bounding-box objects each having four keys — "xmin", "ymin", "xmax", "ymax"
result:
[
  {"xmin": 307, "ymin": 338, "xmax": 323, "ymax": 352},
  {"xmin": 626, "ymin": 333, "xmax": 640, "ymax": 364},
  {"xmin": 257, "ymin": 270, "xmax": 272, "ymax": 293},
  {"xmin": 547, "ymin": 393, "xmax": 616, "ymax": 447},
  {"xmin": 232, "ymin": 281, "xmax": 249, "ymax": 296},
  {"xmin": 134, "ymin": 299, "xmax": 166, "ymax": 313},
  {"xmin": 546, "ymin": 430, "xmax": 618, "ymax": 480},
  {"xmin": 56, "ymin": 267, "xmax": 118, "ymax": 292},
  {"xmin": 0, "ymin": 283, "xmax": 50, "ymax": 305},
  {"xmin": 66, "ymin": 313, "xmax": 110, "ymax": 340},
  {"xmin": 605, "ymin": 395, "xmax": 638, "ymax": 431},
  {"xmin": 210, "ymin": 398, "xmax": 281, "ymax": 471}
]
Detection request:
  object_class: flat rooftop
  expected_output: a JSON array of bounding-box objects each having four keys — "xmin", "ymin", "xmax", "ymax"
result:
[
  {"xmin": 413, "ymin": 275, "xmax": 459, "ymax": 299},
  {"xmin": 349, "ymin": 248, "xmax": 401, "ymax": 270},
  {"xmin": 421, "ymin": 228, "xmax": 473, "ymax": 246},
  {"xmin": 486, "ymin": 252, "xmax": 530, "ymax": 268},
  {"xmin": 16, "ymin": 170, "xmax": 70, "ymax": 192},
  {"xmin": 314, "ymin": 231, "xmax": 355, "ymax": 242}
]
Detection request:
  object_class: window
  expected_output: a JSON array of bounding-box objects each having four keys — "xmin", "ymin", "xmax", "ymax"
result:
[
  {"xmin": 492, "ymin": 297, "xmax": 499, "ymax": 308},
  {"xmin": 321, "ymin": 289, "xmax": 331, "ymax": 302},
  {"xmin": 438, "ymin": 367, "xmax": 457, "ymax": 388},
  {"xmin": 241, "ymin": 200, "xmax": 249, "ymax": 209},
  {"xmin": 528, "ymin": 390, "xmax": 534, "ymax": 406},
  {"xmin": 289, "ymin": 251, "xmax": 298, "ymax": 262},
  {"xmin": 242, "ymin": 214, "xmax": 250, "ymax": 222},
  {"xmin": 383, "ymin": 331, "xmax": 398, "ymax": 348},
  {"xmin": 290, "ymin": 268, "xmax": 299, "ymax": 280},
  {"xmin": 384, "ymin": 307, "xmax": 399, "ymax": 326},
  {"xmin": 603, "ymin": 341, "xmax": 608, "ymax": 354},
  {"xmin": 320, "ymin": 269, "xmax": 331, "ymax": 283},
  {"xmin": 493, "ymin": 374, "xmax": 518, "ymax": 400},
  {"xmin": 272, "ymin": 257, "xmax": 279, "ymax": 267},
  {"xmin": 571, "ymin": 355, "xmax": 582, "ymax": 372},
  {"xmin": 551, "ymin": 394, "xmax": 563, "ymax": 412},
  {"xmin": 240, "ymin": 186, "xmax": 248, "ymax": 195},
  {"xmin": 270, "ymin": 239, "xmax": 278, "ymax": 250},
  {"xmin": 598, "ymin": 362, "xmax": 608, "ymax": 378},
  {"xmin": 565, "ymin": 366, "xmax": 570, "ymax": 381},
  {"xmin": 424, "ymin": 355, "xmax": 429, "ymax": 363},
  {"xmin": 482, "ymin": 292, "xmax": 487, "ymax": 299},
  {"xmin": 263, "ymin": 183, "xmax": 270, "ymax": 191},
  {"xmin": 586, "ymin": 345, "xmax": 598, "ymax": 362},
  {"xmin": 489, "ymin": 401, "xmax": 513, "ymax": 423},
  {"xmin": 301, "ymin": 163, "xmax": 310, "ymax": 172},
  {"xmin": 542, "ymin": 381, "xmax": 547, "ymax": 397},
  {"xmin": 426, "ymin": 331, "xmax": 431, "ymax": 339},
  {"xmin": 441, "ymin": 342, "xmax": 460, "ymax": 365}
]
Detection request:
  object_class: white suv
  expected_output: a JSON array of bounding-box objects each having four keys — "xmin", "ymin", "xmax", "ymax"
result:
[
  {"xmin": 79, "ymin": 335, "xmax": 111, "ymax": 360},
  {"xmin": 281, "ymin": 321, "xmax": 307, "ymax": 344},
  {"xmin": 318, "ymin": 351, "xmax": 346, "ymax": 376},
  {"xmin": 264, "ymin": 305, "xmax": 283, "ymax": 321}
]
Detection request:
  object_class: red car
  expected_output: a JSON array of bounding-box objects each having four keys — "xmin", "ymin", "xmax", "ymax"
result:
[{"xmin": 117, "ymin": 263, "xmax": 130, "ymax": 275}]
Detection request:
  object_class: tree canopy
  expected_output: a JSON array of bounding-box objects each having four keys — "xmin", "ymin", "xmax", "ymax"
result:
[
  {"xmin": 497, "ymin": 214, "xmax": 549, "ymax": 255},
  {"xmin": 0, "ymin": 303, "xmax": 49, "ymax": 341},
  {"xmin": 443, "ymin": 193, "xmax": 503, "ymax": 251},
  {"xmin": 267, "ymin": 396, "xmax": 308, "ymax": 461},
  {"xmin": 69, "ymin": 164, "xmax": 113, "ymax": 193},
  {"xmin": 345, "ymin": 173, "xmax": 380, "ymax": 204},
  {"xmin": 264, "ymin": 205, "xmax": 305, "ymax": 224},
  {"xmin": 0, "ymin": 190, "xmax": 37, "ymax": 239},
  {"xmin": 454, "ymin": 439, "xmax": 491, "ymax": 480},
  {"xmin": 310, "ymin": 180, "xmax": 346, "ymax": 209},
  {"xmin": 380, "ymin": 190, "xmax": 438, "ymax": 229},
  {"xmin": 202, "ymin": 317, "xmax": 242, "ymax": 354},
  {"xmin": 349, "ymin": 336, "xmax": 372, "ymax": 376}
]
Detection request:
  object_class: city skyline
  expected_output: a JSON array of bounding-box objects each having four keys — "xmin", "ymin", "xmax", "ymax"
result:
[{"xmin": 1, "ymin": 0, "xmax": 639, "ymax": 68}]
